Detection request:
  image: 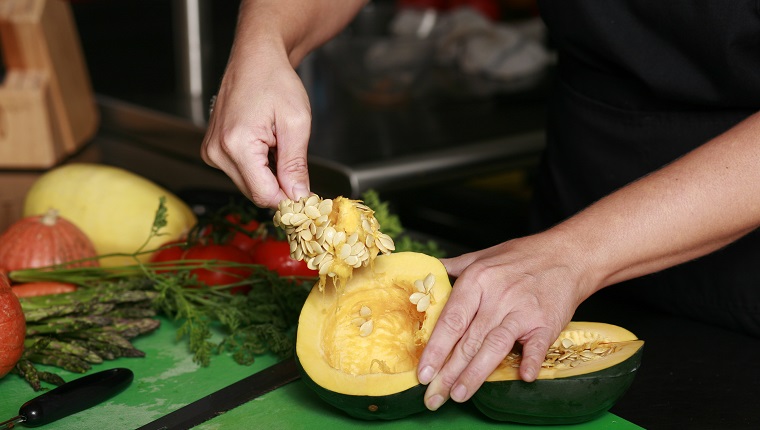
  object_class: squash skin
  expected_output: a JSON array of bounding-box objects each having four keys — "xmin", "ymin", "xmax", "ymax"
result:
[
  {"xmin": 23, "ymin": 163, "xmax": 196, "ymax": 266},
  {"xmin": 472, "ymin": 342, "xmax": 644, "ymax": 425},
  {"xmin": 296, "ymin": 354, "xmax": 428, "ymax": 420}
]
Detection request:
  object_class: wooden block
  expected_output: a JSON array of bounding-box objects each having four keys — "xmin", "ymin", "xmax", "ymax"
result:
[
  {"xmin": 0, "ymin": 70, "xmax": 63, "ymax": 167},
  {"xmin": 0, "ymin": 0, "xmax": 99, "ymax": 168}
]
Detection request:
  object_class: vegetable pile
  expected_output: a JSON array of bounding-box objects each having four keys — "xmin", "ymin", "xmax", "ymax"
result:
[
  {"xmin": 0, "ymin": 188, "xmax": 441, "ymax": 391},
  {"xmin": 13, "ymin": 282, "xmax": 158, "ymax": 390}
]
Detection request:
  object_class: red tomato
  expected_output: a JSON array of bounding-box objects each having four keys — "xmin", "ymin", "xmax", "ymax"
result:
[
  {"xmin": 250, "ymin": 239, "xmax": 317, "ymax": 277},
  {"xmin": 182, "ymin": 244, "xmax": 254, "ymax": 294},
  {"xmin": 223, "ymin": 214, "xmax": 262, "ymax": 254},
  {"xmin": 150, "ymin": 240, "xmax": 186, "ymax": 263},
  {"xmin": 201, "ymin": 214, "xmax": 262, "ymax": 254},
  {"xmin": 149, "ymin": 240, "xmax": 187, "ymax": 274}
]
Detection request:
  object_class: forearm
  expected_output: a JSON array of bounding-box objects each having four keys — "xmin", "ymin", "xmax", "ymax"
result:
[
  {"xmin": 232, "ymin": 0, "xmax": 368, "ymax": 68},
  {"xmin": 554, "ymin": 111, "xmax": 760, "ymax": 295}
]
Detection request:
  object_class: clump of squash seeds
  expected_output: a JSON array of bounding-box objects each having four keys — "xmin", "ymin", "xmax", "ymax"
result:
[
  {"xmin": 504, "ymin": 334, "xmax": 620, "ymax": 369},
  {"xmin": 409, "ymin": 273, "xmax": 435, "ymax": 313},
  {"xmin": 352, "ymin": 305, "xmax": 374, "ymax": 337},
  {"xmin": 274, "ymin": 194, "xmax": 395, "ymax": 289}
]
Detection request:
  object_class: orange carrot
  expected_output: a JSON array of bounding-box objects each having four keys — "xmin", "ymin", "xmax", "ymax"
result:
[{"xmin": 12, "ymin": 281, "xmax": 77, "ymax": 298}]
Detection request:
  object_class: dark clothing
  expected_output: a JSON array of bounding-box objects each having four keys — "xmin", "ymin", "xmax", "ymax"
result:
[{"xmin": 532, "ymin": 1, "xmax": 760, "ymax": 335}]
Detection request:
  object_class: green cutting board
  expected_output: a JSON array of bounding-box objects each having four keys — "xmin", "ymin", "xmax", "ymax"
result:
[{"xmin": 0, "ymin": 317, "xmax": 643, "ymax": 429}]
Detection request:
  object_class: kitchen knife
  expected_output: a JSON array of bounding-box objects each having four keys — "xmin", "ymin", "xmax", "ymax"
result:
[
  {"xmin": 135, "ymin": 357, "xmax": 301, "ymax": 430},
  {"xmin": 0, "ymin": 367, "xmax": 134, "ymax": 428}
]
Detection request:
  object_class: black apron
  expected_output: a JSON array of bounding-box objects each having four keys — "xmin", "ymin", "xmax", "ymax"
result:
[{"xmin": 532, "ymin": 1, "xmax": 760, "ymax": 336}]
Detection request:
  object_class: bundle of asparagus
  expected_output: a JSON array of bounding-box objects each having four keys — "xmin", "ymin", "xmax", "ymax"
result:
[{"xmin": 15, "ymin": 281, "xmax": 159, "ymax": 390}]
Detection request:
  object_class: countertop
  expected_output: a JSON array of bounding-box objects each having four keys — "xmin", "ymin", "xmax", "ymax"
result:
[
  {"xmin": 3, "ymin": 293, "xmax": 758, "ymax": 430},
  {"xmin": 0, "ymin": 316, "xmax": 640, "ymax": 430}
]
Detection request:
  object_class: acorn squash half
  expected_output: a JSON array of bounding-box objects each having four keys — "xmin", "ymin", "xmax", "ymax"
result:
[
  {"xmin": 295, "ymin": 250, "xmax": 643, "ymax": 423},
  {"xmin": 295, "ymin": 251, "xmax": 451, "ymax": 420},
  {"xmin": 472, "ymin": 321, "xmax": 644, "ymax": 425}
]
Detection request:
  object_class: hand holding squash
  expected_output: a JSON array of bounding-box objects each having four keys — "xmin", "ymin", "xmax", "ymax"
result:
[{"xmin": 417, "ymin": 232, "xmax": 592, "ymax": 411}]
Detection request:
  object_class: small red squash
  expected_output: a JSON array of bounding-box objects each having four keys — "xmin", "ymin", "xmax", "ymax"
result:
[
  {"xmin": 0, "ymin": 271, "xmax": 25, "ymax": 378},
  {"xmin": 0, "ymin": 209, "xmax": 99, "ymax": 271}
]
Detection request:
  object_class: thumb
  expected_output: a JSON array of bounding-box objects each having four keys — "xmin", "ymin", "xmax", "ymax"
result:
[
  {"xmin": 440, "ymin": 251, "xmax": 481, "ymax": 278},
  {"xmin": 280, "ymin": 167, "xmax": 310, "ymax": 202},
  {"xmin": 274, "ymin": 129, "xmax": 311, "ymax": 202}
]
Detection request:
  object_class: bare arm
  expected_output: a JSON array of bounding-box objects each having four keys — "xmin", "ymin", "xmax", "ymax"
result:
[
  {"xmin": 418, "ymin": 111, "xmax": 760, "ymax": 410},
  {"xmin": 233, "ymin": 0, "xmax": 367, "ymax": 68},
  {"xmin": 201, "ymin": 0, "xmax": 367, "ymax": 208},
  {"xmin": 570, "ymin": 111, "xmax": 760, "ymax": 287}
]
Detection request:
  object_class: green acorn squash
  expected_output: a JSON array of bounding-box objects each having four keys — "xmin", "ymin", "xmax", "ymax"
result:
[
  {"xmin": 296, "ymin": 251, "xmax": 452, "ymax": 420},
  {"xmin": 295, "ymin": 251, "xmax": 643, "ymax": 423},
  {"xmin": 472, "ymin": 322, "xmax": 644, "ymax": 425}
]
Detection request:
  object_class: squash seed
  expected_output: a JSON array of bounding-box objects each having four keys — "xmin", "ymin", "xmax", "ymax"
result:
[
  {"xmin": 415, "ymin": 294, "xmax": 431, "ymax": 313},
  {"xmin": 359, "ymin": 306, "xmax": 372, "ymax": 317},
  {"xmin": 409, "ymin": 273, "xmax": 435, "ymax": 312},
  {"xmin": 359, "ymin": 319, "xmax": 374, "ymax": 337}
]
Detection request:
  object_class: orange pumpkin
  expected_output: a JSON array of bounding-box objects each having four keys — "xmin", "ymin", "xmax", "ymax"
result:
[
  {"xmin": 0, "ymin": 271, "xmax": 25, "ymax": 378},
  {"xmin": 0, "ymin": 209, "xmax": 99, "ymax": 271}
]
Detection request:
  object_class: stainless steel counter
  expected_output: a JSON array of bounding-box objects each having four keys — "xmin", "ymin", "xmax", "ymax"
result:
[
  {"xmin": 75, "ymin": 0, "xmax": 549, "ymax": 249},
  {"xmin": 95, "ymin": 93, "xmax": 545, "ymax": 199}
]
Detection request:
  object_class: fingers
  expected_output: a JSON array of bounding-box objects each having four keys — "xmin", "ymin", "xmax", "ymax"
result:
[
  {"xmin": 444, "ymin": 318, "xmax": 521, "ymax": 403},
  {"xmin": 202, "ymin": 115, "xmax": 286, "ymax": 209},
  {"xmin": 518, "ymin": 327, "xmax": 555, "ymax": 382},
  {"xmin": 419, "ymin": 248, "xmax": 570, "ymax": 412},
  {"xmin": 422, "ymin": 305, "xmax": 518, "ymax": 410},
  {"xmin": 439, "ymin": 252, "xmax": 480, "ymax": 278},
  {"xmin": 417, "ymin": 273, "xmax": 481, "ymax": 410},
  {"xmin": 422, "ymin": 311, "xmax": 555, "ymax": 410},
  {"xmin": 271, "ymin": 108, "xmax": 312, "ymax": 203},
  {"xmin": 232, "ymin": 131, "xmax": 289, "ymax": 209}
]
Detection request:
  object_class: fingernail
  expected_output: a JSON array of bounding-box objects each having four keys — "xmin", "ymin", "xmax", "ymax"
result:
[
  {"xmin": 522, "ymin": 366, "xmax": 536, "ymax": 382},
  {"xmin": 292, "ymin": 183, "xmax": 309, "ymax": 201},
  {"xmin": 451, "ymin": 384, "xmax": 467, "ymax": 402},
  {"xmin": 418, "ymin": 366, "xmax": 434, "ymax": 385},
  {"xmin": 426, "ymin": 394, "xmax": 445, "ymax": 411}
]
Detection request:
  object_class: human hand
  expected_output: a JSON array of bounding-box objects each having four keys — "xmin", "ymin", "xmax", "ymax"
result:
[
  {"xmin": 417, "ymin": 233, "xmax": 594, "ymax": 411},
  {"xmin": 201, "ymin": 48, "xmax": 312, "ymax": 209}
]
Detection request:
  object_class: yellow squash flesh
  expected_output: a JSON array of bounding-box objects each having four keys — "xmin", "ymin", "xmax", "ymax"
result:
[
  {"xmin": 297, "ymin": 252, "xmax": 451, "ymax": 401},
  {"xmin": 23, "ymin": 163, "xmax": 196, "ymax": 266},
  {"xmin": 487, "ymin": 321, "xmax": 642, "ymax": 381}
]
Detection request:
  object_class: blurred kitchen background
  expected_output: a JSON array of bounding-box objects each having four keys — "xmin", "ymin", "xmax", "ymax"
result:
[{"xmin": 7, "ymin": 0, "xmax": 555, "ymax": 252}]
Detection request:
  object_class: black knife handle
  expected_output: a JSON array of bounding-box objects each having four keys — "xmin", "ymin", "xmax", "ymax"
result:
[{"xmin": 19, "ymin": 367, "xmax": 134, "ymax": 427}]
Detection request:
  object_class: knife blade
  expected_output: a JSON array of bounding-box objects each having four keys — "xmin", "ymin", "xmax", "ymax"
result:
[{"xmin": 135, "ymin": 358, "xmax": 301, "ymax": 430}]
